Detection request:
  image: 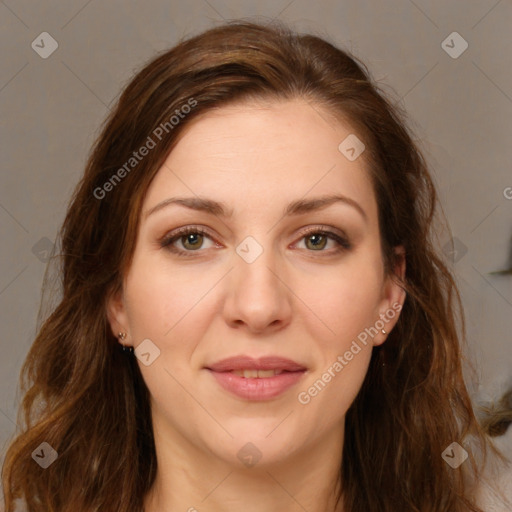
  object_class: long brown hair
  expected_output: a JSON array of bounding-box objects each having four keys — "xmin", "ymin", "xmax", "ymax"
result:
[{"xmin": 2, "ymin": 20, "xmax": 502, "ymax": 511}]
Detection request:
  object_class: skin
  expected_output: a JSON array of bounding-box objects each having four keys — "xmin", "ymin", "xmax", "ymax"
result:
[{"xmin": 107, "ymin": 98, "xmax": 406, "ymax": 512}]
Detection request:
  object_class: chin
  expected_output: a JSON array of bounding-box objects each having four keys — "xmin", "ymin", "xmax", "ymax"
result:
[{"xmin": 203, "ymin": 422, "xmax": 301, "ymax": 468}]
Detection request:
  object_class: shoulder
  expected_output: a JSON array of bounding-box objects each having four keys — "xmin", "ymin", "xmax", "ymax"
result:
[{"xmin": 474, "ymin": 429, "xmax": 512, "ymax": 512}]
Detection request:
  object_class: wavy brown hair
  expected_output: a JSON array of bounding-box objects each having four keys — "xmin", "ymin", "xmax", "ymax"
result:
[{"xmin": 1, "ymin": 19, "xmax": 502, "ymax": 512}]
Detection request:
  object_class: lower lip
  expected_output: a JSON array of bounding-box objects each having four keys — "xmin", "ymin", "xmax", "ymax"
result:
[{"xmin": 208, "ymin": 370, "xmax": 306, "ymax": 400}]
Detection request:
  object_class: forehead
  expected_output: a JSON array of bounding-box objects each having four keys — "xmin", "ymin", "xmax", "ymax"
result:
[{"xmin": 143, "ymin": 98, "xmax": 378, "ymax": 225}]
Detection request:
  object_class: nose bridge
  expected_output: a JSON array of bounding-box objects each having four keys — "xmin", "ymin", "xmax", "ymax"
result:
[
  {"xmin": 233, "ymin": 232, "xmax": 283, "ymax": 296},
  {"xmin": 223, "ymin": 232, "xmax": 292, "ymax": 332}
]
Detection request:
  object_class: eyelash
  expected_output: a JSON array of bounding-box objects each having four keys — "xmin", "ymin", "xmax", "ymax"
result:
[{"xmin": 159, "ymin": 225, "xmax": 351, "ymax": 258}]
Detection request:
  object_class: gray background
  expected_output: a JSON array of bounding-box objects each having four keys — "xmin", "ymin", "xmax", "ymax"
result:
[{"xmin": 1, "ymin": 0, "xmax": 511, "ymax": 499}]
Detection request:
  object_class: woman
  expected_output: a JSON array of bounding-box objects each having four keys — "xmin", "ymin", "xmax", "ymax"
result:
[{"xmin": 1, "ymin": 20, "xmax": 505, "ymax": 512}]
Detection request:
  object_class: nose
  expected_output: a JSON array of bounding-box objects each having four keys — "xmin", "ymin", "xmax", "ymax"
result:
[{"xmin": 222, "ymin": 243, "xmax": 293, "ymax": 335}]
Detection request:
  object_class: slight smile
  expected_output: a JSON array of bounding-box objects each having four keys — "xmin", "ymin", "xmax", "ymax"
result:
[{"xmin": 205, "ymin": 355, "xmax": 308, "ymax": 401}]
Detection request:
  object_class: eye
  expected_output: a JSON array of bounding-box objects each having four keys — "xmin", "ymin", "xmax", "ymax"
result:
[
  {"xmin": 160, "ymin": 226, "xmax": 217, "ymax": 256},
  {"xmin": 294, "ymin": 226, "xmax": 351, "ymax": 254},
  {"xmin": 160, "ymin": 225, "xmax": 351, "ymax": 257}
]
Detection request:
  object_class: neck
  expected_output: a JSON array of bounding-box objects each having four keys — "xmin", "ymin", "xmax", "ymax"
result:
[{"xmin": 143, "ymin": 415, "xmax": 346, "ymax": 512}]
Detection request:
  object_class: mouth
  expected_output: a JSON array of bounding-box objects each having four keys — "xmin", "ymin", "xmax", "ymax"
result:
[
  {"xmin": 230, "ymin": 369, "xmax": 287, "ymax": 378},
  {"xmin": 206, "ymin": 354, "xmax": 307, "ymax": 373},
  {"xmin": 205, "ymin": 355, "xmax": 307, "ymax": 400}
]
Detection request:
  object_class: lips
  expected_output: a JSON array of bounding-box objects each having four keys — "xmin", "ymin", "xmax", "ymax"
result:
[
  {"xmin": 206, "ymin": 355, "xmax": 306, "ymax": 373},
  {"xmin": 205, "ymin": 355, "xmax": 307, "ymax": 400}
]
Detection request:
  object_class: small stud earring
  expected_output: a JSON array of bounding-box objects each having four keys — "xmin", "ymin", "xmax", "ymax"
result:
[
  {"xmin": 118, "ymin": 332, "xmax": 133, "ymax": 354},
  {"xmin": 381, "ymin": 329, "xmax": 387, "ymax": 335}
]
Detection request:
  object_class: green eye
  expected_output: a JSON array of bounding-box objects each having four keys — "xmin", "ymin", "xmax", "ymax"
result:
[
  {"xmin": 160, "ymin": 225, "xmax": 351, "ymax": 258},
  {"xmin": 160, "ymin": 227, "xmax": 215, "ymax": 256}
]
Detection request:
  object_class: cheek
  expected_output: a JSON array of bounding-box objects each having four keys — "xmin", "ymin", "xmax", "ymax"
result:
[
  {"xmin": 298, "ymin": 347, "xmax": 372, "ymax": 421},
  {"xmin": 298, "ymin": 257, "xmax": 384, "ymax": 350},
  {"xmin": 122, "ymin": 259, "xmax": 204, "ymax": 422},
  {"xmin": 122, "ymin": 254, "xmax": 227, "ymax": 400},
  {"xmin": 123, "ymin": 253, "xmax": 217, "ymax": 340},
  {"xmin": 293, "ymin": 257, "xmax": 382, "ymax": 412}
]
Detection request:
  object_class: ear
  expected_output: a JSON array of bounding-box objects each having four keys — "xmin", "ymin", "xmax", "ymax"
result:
[
  {"xmin": 106, "ymin": 285, "xmax": 131, "ymax": 347},
  {"xmin": 373, "ymin": 245, "xmax": 407, "ymax": 346}
]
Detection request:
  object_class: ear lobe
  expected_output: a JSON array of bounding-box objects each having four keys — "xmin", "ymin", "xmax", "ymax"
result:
[{"xmin": 105, "ymin": 285, "xmax": 128, "ymax": 339}]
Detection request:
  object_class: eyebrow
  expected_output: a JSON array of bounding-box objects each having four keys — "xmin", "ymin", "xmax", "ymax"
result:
[{"xmin": 144, "ymin": 194, "xmax": 367, "ymax": 222}]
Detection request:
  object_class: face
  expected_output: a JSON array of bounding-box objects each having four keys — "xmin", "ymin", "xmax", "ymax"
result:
[{"xmin": 108, "ymin": 98, "xmax": 405, "ymax": 469}]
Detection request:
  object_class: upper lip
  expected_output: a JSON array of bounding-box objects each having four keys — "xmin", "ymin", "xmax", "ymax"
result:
[{"xmin": 206, "ymin": 355, "xmax": 307, "ymax": 372}]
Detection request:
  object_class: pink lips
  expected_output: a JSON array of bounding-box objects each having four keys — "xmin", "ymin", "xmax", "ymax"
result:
[
  {"xmin": 205, "ymin": 355, "xmax": 307, "ymax": 401},
  {"xmin": 207, "ymin": 355, "xmax": 306, "ymax": 372}
]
